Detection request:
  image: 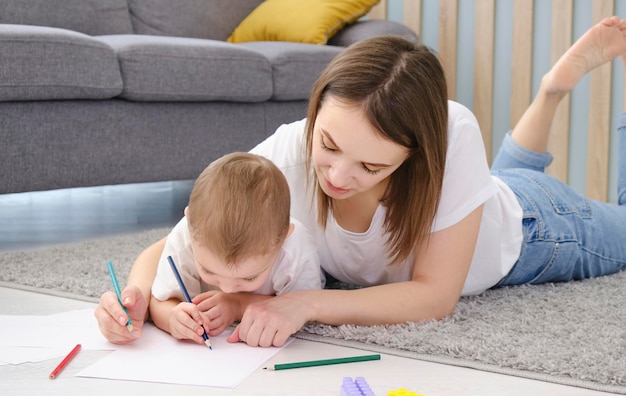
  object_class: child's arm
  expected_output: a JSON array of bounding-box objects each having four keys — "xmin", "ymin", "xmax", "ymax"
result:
[{"xmin": 149, "ymin": 297, "xmax": 208, "ymax": 345}]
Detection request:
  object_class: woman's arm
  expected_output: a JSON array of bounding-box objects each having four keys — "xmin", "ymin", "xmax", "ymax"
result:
[
  {"xmin": 94, "ymin": 237, "xmax": 166, "ymax": 343},
  {"xmin": 229, "ymin": 205, "xmax": 483, "ymax": 347},
  {"xmin": 127, "ymin": 237, "xmax": 165, "ymax": 318}
]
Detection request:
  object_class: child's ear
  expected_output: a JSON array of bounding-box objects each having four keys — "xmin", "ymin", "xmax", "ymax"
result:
[
  {"xmin": 184, "ymin": 206, "xmax": 189, "ymax": 217},
  {"xmin": 286, "ymin": 223, "xmax": 295, "ymax": 238}
]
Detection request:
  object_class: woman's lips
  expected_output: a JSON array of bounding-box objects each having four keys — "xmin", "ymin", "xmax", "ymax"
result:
[{"xmin": 325, "ymin": 178, "xmax": 349, "ymax": 194}]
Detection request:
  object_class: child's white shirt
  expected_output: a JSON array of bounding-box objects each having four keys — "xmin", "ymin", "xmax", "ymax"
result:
[{"xmin": 152, "ymin": 217, "xmax": 324, "ymax": 301}]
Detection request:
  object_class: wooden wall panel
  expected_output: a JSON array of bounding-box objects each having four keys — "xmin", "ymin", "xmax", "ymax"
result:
[
  {"xmin": 369, "ymin": 0, "xmax": 387, "ymax": 19},
  {"xmin": 546, "ymin": 0, "xmax": 573, "ymax": 182},
  {"xmin": 403, "ymin": 0, "xmax": 422, "ymax": 38},
  {"xmin": 473, "ymin": 0, "xmax": 496, "ymax": 162},
  {"xmin": 438, "ymin": 0, "xmax": 458, "ymax": 100},
  {"xmin": 586, "ymin": 0, "xmax": 614, "ymax": 201},
  {"xmin": 510, "ymin": 0, "xmax": 534, "ymax": 130}
]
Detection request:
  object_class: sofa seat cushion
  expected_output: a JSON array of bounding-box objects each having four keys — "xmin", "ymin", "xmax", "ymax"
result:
[
  {"xmin": 97, "ymin": 35, "xmax": 273, "ymax": 102},
  {"xmin": 0, "ymin": 25, "xmax": 123, "ymax": 101},
  {"xmin": 240, "ymin": 42, "xmax": 342, "ymax": 101}
]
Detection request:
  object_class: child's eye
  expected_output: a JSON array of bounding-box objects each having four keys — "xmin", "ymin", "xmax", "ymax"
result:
[{"xmin": 244, "ymin": 276, "xmax": 258, "ymax": 282}]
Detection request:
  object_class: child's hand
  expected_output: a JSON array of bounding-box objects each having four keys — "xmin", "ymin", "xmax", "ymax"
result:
[
  {"xmin": 192, "ymin": 291, "xmax": 240, "ymax": 336},
  {"xmin": 168, "ymin": 302, "xmax": 209, "ymax": 345}
]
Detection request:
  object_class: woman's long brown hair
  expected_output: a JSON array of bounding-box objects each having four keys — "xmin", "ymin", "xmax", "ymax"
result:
[{"xmin": 305, "ymin": 36, "xmax": 448, "ymax": 265}]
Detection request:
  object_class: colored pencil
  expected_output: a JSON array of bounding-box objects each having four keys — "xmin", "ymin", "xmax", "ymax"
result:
[
  {"xmin": 167, "ymin": 255, "xmax": 213, "ymax": 350},
  {"xmin": 106, "ymin": 260, "xmax": 133, "ymax": 333},
  {"xmin": 49, "ymin": 343, "xmax": 81, "ymax": 379},
  {"xmin": 263, "ymin": 354, "xmax": 381, "ymax": 371}
]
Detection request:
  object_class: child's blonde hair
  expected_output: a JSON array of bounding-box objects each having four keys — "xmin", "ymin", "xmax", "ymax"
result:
[{"xmin": 187, "ymin": 152, "xmax": 291, "ymax": 266}]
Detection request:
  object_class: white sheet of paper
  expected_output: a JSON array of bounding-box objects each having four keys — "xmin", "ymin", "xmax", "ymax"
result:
[
  {"xmin": 1, "ymin": 308, "xmax": 287, "ymax": 387},
  {"xmin": 0, "ymin": 346, "xmax": 74, "ymax": 364},
  {"xmin": 0, "ymin": 309, "xmax": 112, "ymax": 351},
  {"xmin": 77, "ymin": 323, "xmax": 290, "ymax": 388}
]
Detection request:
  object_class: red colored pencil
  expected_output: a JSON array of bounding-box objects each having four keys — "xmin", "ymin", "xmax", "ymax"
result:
[{"xmin": 49, "ymin": 344, "xmax": 81, "ymax": 379}]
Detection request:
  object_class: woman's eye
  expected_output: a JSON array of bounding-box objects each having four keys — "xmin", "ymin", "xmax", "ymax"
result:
[
  {"xmin": 362, "ymin": 164, "xmax": 380, "ymax": 175},
  {"xmin": 320, "ymin": 138, "xmax": 336, "ymax": 152}
]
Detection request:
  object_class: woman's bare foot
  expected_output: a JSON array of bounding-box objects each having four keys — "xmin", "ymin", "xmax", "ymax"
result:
[
  {"xmin": 509, "ymin": 17, "xmax": 626, "ymax": 154},
  {"xmin": 543, "ymin": 16, "xmax": 626, "ymax": 95}
]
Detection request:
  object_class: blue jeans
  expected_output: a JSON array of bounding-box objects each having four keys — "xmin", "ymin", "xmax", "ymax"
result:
[{"xmin": 490, "ymin": 113, "xmax": 626, "ymax": 287}]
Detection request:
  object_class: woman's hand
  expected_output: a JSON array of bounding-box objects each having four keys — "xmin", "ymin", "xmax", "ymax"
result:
[
  {"xmin": 227, "ymin": 292, "xmax": 314, "ymax": 347},
  {"xmin": 192, "ymin": 291, "xmax": 241, "ymax": 336},
  {"xmin": 94, "ymin": 286, "xmax": 146, "ymax": 344}
]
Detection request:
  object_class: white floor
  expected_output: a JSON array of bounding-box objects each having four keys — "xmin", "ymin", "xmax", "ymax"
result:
[{"xmin": 0, "ymin": 287, "xmax": 616, "ymax": 396}]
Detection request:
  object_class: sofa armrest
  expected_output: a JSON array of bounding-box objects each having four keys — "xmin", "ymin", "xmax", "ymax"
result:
[{"xmin": 328, "ymin": 19, "xmax": 418, "ymax": 47}]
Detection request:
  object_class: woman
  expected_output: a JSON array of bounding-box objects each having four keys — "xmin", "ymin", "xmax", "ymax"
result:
[{"xmin": 96, "ymin": 17, "xmax": 626, "ymax": 347}]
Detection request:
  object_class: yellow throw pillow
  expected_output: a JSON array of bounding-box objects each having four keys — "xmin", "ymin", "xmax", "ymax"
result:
[{"xmin": 227, "ymin": 0, "xmax": 381, "ymax": 45}]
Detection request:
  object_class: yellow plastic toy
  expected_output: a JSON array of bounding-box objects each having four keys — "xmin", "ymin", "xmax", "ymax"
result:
[{"xmin": 387, "ymin": 388, "xmax": 424, "ymax": 396}]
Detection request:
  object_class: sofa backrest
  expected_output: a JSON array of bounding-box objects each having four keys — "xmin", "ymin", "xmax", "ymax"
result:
[
  {"xmin": 0, "ymin": 0, "xmax": 134, "ymax": 35},
  {"xmin": 127, "ymin": 0, "xmax": 263, "ymax": 41},
  {"xmin": 0, "ymin": 0, "xmax": 263, "ymax": 40}
]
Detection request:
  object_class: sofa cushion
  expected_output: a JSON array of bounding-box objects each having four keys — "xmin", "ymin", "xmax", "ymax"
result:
[
  {"xmin": 0, "ymin": 0, "xmax": 133, "ymax": 35},
  {"xmin": 240, "ymin": 42, "xmax": 342, "ymax": 101},
  {"xmin": 228, "ymin": 0, "xmax": 380, "ymax": 44},
  {"xmin": 96, "ymin": 35, "xmax": 273, "ymax": 102},
  {"xmin": 128, "ymin": 0, "xmax": 263, "ymax": 41},
  {"xmin": 0, "ymin": 25, "xmax": 123, "ymax": 101}
]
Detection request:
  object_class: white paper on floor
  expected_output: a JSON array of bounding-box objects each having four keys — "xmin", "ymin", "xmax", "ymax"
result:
[{"xmin": 0, "ymin": 309, "xmax": 289, "ymax": 388}]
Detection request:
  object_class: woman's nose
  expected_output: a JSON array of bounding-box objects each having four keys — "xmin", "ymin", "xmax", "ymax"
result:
[{"xmin": 328, "ymin": 160, "xmax": 352, "ymax": 188}]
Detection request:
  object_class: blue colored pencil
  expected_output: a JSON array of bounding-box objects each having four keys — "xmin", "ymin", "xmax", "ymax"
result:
[
  {"xmin": 106, "ymin": 261, "xmax": 133, "ymax": 333},
  {"xmin": 167, "ymin": 255, "xmax": 212, "ymax": 350}
]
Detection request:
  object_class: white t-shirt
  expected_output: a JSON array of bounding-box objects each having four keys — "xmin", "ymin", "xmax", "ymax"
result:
[
  {"xmin": 152, "ymin": 217, "xmax": 324, "ymax": 301},
  {"xmin": 250, "ymin": 101, "xmax": 523, "ymax": 296}
]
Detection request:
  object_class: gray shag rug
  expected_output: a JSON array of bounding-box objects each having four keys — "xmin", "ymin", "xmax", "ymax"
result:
[{"xmin": 1, "ymin": 228, "xmax": 625, "ymax": 394}]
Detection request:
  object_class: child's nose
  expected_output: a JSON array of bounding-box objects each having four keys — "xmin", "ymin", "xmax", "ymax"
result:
[{"xmin": 219, "ymin": 282, "xmax": 238, "ymax": 294}]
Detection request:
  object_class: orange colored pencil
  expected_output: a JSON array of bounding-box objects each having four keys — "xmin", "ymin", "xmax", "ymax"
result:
[{"xmin": 49, "ymin": 344, "xmax": 81, "ymax": 379}]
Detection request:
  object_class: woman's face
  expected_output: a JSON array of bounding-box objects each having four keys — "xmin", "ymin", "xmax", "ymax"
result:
[{"xmin": 312, "ymin": 96, "xmax": 409, "ymax": 201}]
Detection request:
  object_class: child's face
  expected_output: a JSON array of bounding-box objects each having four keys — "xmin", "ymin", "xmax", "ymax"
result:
[
  {"xmin": 312, "ymin": 96, "xmax": 408, "ymax": 201},
  {"xmin": 191, "ymin": 241, "xmax": 277, "ymax": 293}
]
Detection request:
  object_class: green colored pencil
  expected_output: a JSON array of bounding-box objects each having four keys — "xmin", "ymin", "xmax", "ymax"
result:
[
  {"xmin": 263, "ymin": 354, "xmax": 381, "ymax": 371},
  {"xmin": 106, "ymin": 260, "xmax": 133, "ymax": 333}
]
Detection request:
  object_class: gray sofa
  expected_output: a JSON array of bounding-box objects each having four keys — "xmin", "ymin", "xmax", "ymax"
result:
[{"xmin": 0, "ymin": 0, "xmax": 417, "ymax": 194}]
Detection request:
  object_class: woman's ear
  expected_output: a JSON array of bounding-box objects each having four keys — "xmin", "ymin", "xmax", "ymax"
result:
[
  {"xmin": 184, "ymin": 206, "xmax": 189, "ymax": 217},
  {"xmin": 286, "ymin": 222, "xmax": 295, "ymax": 238}
]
